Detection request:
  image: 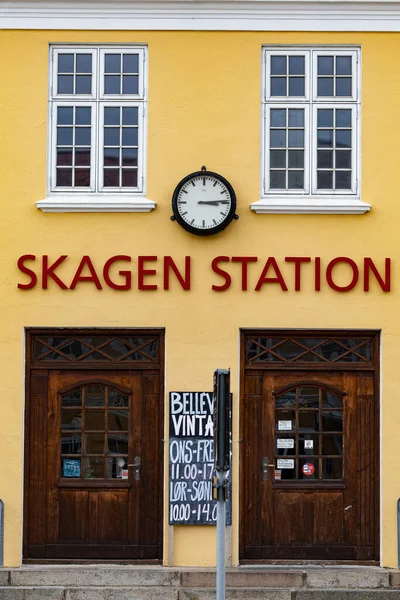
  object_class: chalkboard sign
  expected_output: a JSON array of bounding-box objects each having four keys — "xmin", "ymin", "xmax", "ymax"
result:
[{"xmin": 169, "ymin": 391, "xmax": 232, "ymax": 525}]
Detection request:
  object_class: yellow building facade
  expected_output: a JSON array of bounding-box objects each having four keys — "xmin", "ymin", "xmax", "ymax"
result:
[{"xmin": 0, "ymin": 0, "xmax": 399, "ymax": 569}]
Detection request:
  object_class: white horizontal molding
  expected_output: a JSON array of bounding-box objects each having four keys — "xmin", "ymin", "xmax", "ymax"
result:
[
  {"xmin": 36, "ymin": 195, "xmax": 156, "ymax": 213},
  {"xmin": 4, "ymin": 1, "xmax": 400, "ymax": 31},
  {"xmin": 251, "ymin": 197, "xmax": 372, "ymax": 215}
]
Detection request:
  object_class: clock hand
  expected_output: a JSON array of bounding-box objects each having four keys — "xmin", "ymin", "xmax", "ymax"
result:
[{"xmin": 197, "ymin": 200, "xmax": 229, "ymax": 205}]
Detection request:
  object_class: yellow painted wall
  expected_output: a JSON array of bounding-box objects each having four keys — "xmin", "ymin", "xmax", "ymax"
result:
[{"xmin": 0, "ymin": 29, "xmax": 399, "ymax": 568}]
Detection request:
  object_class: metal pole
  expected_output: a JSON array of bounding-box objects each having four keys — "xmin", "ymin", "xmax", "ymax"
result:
[{"xmin": 216, "ymin": 470, "xmax": 226, "ymax": 600}]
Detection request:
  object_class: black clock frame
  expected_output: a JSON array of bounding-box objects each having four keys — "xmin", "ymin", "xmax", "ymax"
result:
[{"xmin": 171, "ymin": 169, "xmax": 238, "ymax": 236}]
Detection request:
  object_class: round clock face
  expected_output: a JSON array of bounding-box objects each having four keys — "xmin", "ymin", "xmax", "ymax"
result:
[{"xmin": 171, "ymin": 170, "xmax": 237, "ymax": 236}]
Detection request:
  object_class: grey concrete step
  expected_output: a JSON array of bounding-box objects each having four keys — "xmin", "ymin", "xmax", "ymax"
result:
[{"xmin": 10, "ymin": 568, "xmax": 180, "ymax": 587}]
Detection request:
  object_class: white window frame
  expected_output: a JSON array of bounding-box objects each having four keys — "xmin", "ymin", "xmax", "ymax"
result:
[
  {"xmin": 37, "ymin": 44, "xmax": 155, "ymax": 213},
  {"xmin": 253, "ymin": 45, "xmax": 370, "ymax": 215}
]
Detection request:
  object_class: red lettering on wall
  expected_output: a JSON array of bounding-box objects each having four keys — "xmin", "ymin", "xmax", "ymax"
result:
[
  {"xmin": 70, "ymin": 256, "xmax": 102, "ymax": 290},
  {"xmin": 211, "ymin": 256, "xmax": 231, "ymax": 291},
  {"xmin": 103, "ymin": 255, "xmax": 132, "ymax": 290},
  {"xmin": 17, "ymin": 255, "xmax": 37, "ymax": 289},
  {"xmin": 255, "ymin": 257, "xmax": 288, "ymax": 291},
  {"xmin": 326, "ymin": 257, "xmax": 359, "ymax": 292},
  {"xmin": 42, "ymin": 255, "xmax": 68, "ymax": 290},
  {"xmin": 163, "ymin": 256, "xmax": 191, "ymax": 290},
  {"xmin": 285, "ymin": 257, "xmax": 311, "ymax": 291},
  {"xmin": 363, "ymin": 258, "xmax": 391, "ymax": 292},
  {"xmin": 138, "ymin": 256, "xmax": 158, "ymax": 290},
  {"xmin": 232, "ymin": 256, "xmax": 258, "ymax": 291},
  {"xmin": 315, "ymin": 257, "xmax": 321, "ymax": 291}
]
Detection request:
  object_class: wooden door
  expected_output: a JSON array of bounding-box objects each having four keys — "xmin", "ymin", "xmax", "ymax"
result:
[
  {"xmin": 241, "ymin": 332, "xmax": 378, "ymax": 562},
  {"xmin": 25, "ymin": 330, "xmax": 164, "ymax": 561}
]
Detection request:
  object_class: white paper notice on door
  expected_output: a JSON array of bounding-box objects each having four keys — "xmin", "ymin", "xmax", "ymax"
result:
[
  {"xmin": 277, "ymin": 438, "xmax": 294, "ymax": 449},
  {"xmin": 278, "ymin": 420, "xmax": 292, "ymax": 431},
  {"xmin": 277, "ymin": 459, "xmax": 294, "ymax": 469}
]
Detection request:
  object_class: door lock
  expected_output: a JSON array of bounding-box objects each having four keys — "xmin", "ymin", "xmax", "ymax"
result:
[
  {"xmin": 128, "ymin": 456, "xmax": 142, "ymax": 481},
  {"xmin": 262, "ymin": 457, "xmax": 275, "ymax": 481}
]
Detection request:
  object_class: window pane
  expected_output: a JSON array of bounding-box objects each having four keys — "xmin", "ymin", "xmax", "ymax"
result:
[
  {"xmin": 318, "ymin": 77, "xmax": 334, "ymax": 96},
  {"xmin": 75, "ymin": 148, "xmax": 91, "ymax": 166},
  {"xmin": 298, "ymin": 387, "xmax": 319, "ymax": 408},
  {"xmin": 61, "ymin": 434, "xmax": 82, "ymax": 454},
  {"xmin": 121, "ymin": 148, "xmax": 138, "ymax": 166},
  {"xmin": 271, "ymin": 77, "xmax": 286, "ymax": 96},
  {"xmin": 321, "ymin": 411, "xmax": 343, "ymax": 432},
  {"xmin": 62, "ymin": 409, "xmax": 82, "ymax": 430},
  {"xmin": 270, "ymin": 129, "xmax": 286, "ymax": 148},
  {"xmin": 75, "ymin": 169, "xmax": 91, "ymax": 187},
  {"xmin": 321, "ymin": 390, "xmax": 343, "ymax": 409},
  {"xmin": 62, "ymin": 458, "xmax": 81, "ymax": 478},
  {"xmin": 85, "ymin": 410, "xmax": 105, "ymax": 430},
  {"xmin": 108, "ymin": 433, "xmax": 128, "ymax": 454},
  {"xmin": 75, "ymin": 107, "xmax": 91, "ymax": 125},
  {"xmin": 317, "ymin": 130, "xmax": 333, "ymax": 148},
  {"xmin": 56, "ymin": 168, "xmax": 72, "ymax": 186},
  {"xmin": 123, "ymin": 75, "xmax": 138, "ymax": 95},
  {"xmin": 75, "ymin": 75, "xmax": 92, "ymax": 94},
  {"xmin": 109, "ymin": 390, "xmax": 129, "ymax": 407},
  {"xmin": 336, "ymin": 56, "xmax": 352, "ymax": 75},
  {"xmin": 57, "ymin": 106, "xmax": 73, "ymax": 125},
  {"xmin": 289, "ymin": 56, "xmax": 304, "ymax": 75},
  {"xmin": 76, "ymin": 54, "xmax": 92, "ymax": 73},
  {"xmin": 107, "ymin": 456, "xmax": 128, "ymax": 479},
  {"xmin": 84, "ymin": 457, "xmax": 105, "ymax": 479},
  {"xmin": 336, "ymin": 109, "xmax": 352, "ymax": 128},
  {"xmin": 318, "ymin": 56, "xmax": 334, "ymax": 75},
  {"xmin": 317, "ymin": 171, "xmax": 333, "ymax": 189},
  {"xmin": 104, "ymin": 148, "xmax": 120, "ymax": 166},
  {"xmin": 336, "ymin": 130, "xmax": 351, "ymax": 148},
  {"xmin": 104, "ymin": 128, "xmax": 120, "ymax": 146},
  {"xmin": 270, "ymin": 109, "xmax": 286, "ymax": 128},
  {"xmin": 336, "ymin": 150, "xmax": 351, "ymax": 169},
  {"xmin": 275, "ymin": 391, "xmax": 296, "ymax": 408},
  {"xmin": 104, "ymin": 106, "xmax": 120, "ymax": 125},
  {"xmin": 270, "ymin": 170, "xmax": 286, "ymax": 189},
  {"xmin": 58, "ymin": 54, "xmax": 74, "ymax": 73},
  {"xmin": 270, "ymin": 150, "xmax": 286, "ymax": 168},
  {"xmin": 288, "ymin": 170, "xmax": 304, "ymax": 189},
  {"xmin": 288, "ymin": 109, "xmax": 304, "ymax": 128},
  {"xmin": 105, "ymin": 54, "xmax": 121, "ymax": 73},
  {"xmin": 322, "ymin": 458, "xmax": 342, "ymax": 479},
  {"xmin": 123, "ymin": 54, "xmax": 139, "ymax": 73},
  {"xmin": 58, "ymin": 75, "xmax": 74, "ymax": 94},
  {"xmin": 323, "ymin": 435, "xmax": 343, "ymax": 456},
  {"xmin": 288, "ymin": 130, "xmax": 304, "ymax": 148},
  {"xmin": 277, "ymin": 461, "xmax": 297, "ymax": 480},
  {"xmin": 271, "ymin": 55, "xmax": 287, "ymax": 75},
  {"xmin": 85, "ymin": 433, "xmax": 105, "ymax": 453},
  {"xmin": 104, "ymin": 169, "xmax": 119, "ymax": 187},
  {"xmin": 275, "ymin": 435, "xmax": 296, "ymax": 456},
  {"xmin": 122, "ymin": 169, "xmax": 138, "ymax": 187},
  {"xmin": 275, "ymin": 411, "xmax": 295, "ymax": 431},
  {"xmin": 336, "ymin": 77, "xmax": 352, "ymax": 96},
  {"xmin": 299, "ymin": 434, "xmax": 318, "ymax": 455},
  {"xmin": 122, "ymin": 107, "xmax": 138, "ymax": 125},
  {"xmin": 109, "ymin": 410, "xmax": 129, "ymax": 431},
  {"xmin": 289, "ymin": 77, "xmax": 305, "ymax": 96},
  {"xmin": 85, "ymin": 386, "xmax": 105, "ymax": 407},
  {"xmin": 75, "ymin": 128, "xmax": 91, "ymax": 146},
  {"xmin": 57, "ymin": 127, "xmax": 73, "ymax": 145},
  {"xmin": 298, "ymin": 411, "xmax": 319, "ymax": 433},
  {"xmin": 105, "ymin": 75, "xmax": 121, "ymax": 94},
  {"xmin": 318, "ymin": 109, "xmax": 333, "ymax": 128},
  {"xmin": 122, "ymin": 128, "xmax": 138, "ymax": 146},
  {"xmin": 335, "ymin": 171, "xmax": 352, "ymax": 189},
  {"xmin": 317, "ymin": 150, "xmax": 333, "ymax": 169},
  {"xmin": 299, "ymin": 458, "xmax": 318, "ymax": 480},
  {"xmin": 57, "ymin": 149, "xmax": 73, "ymax": 166},
  {"xmin": 288, "ymin": 150, "xmax": 304, "ymax": 168}
]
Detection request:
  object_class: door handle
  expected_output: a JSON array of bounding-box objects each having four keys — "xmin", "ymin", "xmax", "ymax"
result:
[
  {"xmin": 128, "ymin": 456, "xmax": 141, "ymax": 481},
  {"xmin": 262, "ymin": 457, "xmax": 275, "ymax": 481}
]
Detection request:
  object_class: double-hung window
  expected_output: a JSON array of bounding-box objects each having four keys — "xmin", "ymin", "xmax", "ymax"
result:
[
  {"xmin": 39, "ymin": 45, "xmax": 153, "ymax": 213},
  {"xmin": 256, "ymin": 46, "xmax": 368, "ymax": 214}
]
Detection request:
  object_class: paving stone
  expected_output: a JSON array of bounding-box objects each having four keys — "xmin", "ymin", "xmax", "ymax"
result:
[
  {"xmin": 306, "ymin": 570, "xmax": 390, "ymax": 589},
  {"xmin": 294, "ymin": 590, "xmax": 400, "ymax": 600},
  {"xmin": 0, "ymin": 587, "xmax": 64, "ymax": 600},
  {"xmin": 179, "ymin": 589, "xmax": 292, "ymax": 600},
  {"xmin": 181, "ymin": 570, "xmax": 304, "ymax": 588},
  {"xmin": 66, "ymin": 588, "xmax": 179, "ymax": 600},
  {"xmin": 11, "ymin": 568, "xmax": 180, "ymax": 587}
]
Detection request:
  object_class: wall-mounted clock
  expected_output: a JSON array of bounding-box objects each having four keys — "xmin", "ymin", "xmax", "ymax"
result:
[{"xmin": 171, "ymin": 167, "xmax": 239, "ymax": 236}]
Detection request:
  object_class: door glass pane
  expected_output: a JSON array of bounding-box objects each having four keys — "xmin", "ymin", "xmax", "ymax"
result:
[
  {"xmin": 322, "ymin": 458, "xmax": 342, "ymax": 479},
  {"xmin": 322, "ymin": 435, "xmax": 343, "ymax": 455},
  {"xmin": 321, "ymin": 411, "xmax": 343, "ymax": 432},
  {"xmin": 275, "ymin": 411, "xmax": 295, "ymax": 431},
  {"xmin": 108, "ymin": 433, "xmax": 128, "ymax": 454},
  {"xmin": 62, "ymin": 389, "xmax": 82, "ymax": 407},
  {"xmin": 275, "ymin": 435, "xmax": 296, "ymax": 456},
  {"xmin": 84, "ymin": 433, "xmax": 105, "ymax": 453},
  {"xmin": 108, "ymin": 410, "xmax": 129, "ymax": 431},
  {"xmin": 84, "ymin": 456, "xmax": 105, "ymax": 479},
  {"xmin": 321, "ymin": 390, "xmax": 342, "ymax": 409},
  {"xmin": 298, "ymin": 387, "xmax": 319, "ymax": 408},
  {"xmin": 299, "ymin": 434, "xmax": 318, "ymax": 455},
  {"xmin": 107, "ymin": 456, "xmax": 129, "ymax": 479},
  {"xmin": 85, "ymin": 410, "xmax": 105, "ymax": 430},
  {"xmin": 275, "ymin": 391, "xmax": 296, "ymax": 408},
  {"xmin": 298, "ymin": 411, "xmax": 319, "ymax": 433},
  {"xmin": 109, "ymin": 389, "xmax": 129, "ymax": 407},
  {"xmin": 61, "ymin": 434, "xmax": 82, "ymax": 454},
  {"xmin": 299, "ymin": 458, "xmax": 319, "ymax": 480},
  {"xmin": 62, "ymin": 409, "xmax": 82, "ymax": 430},
  {"xmin": 85, "ymin": 385, "xmax": 105, "ymax": 407}
]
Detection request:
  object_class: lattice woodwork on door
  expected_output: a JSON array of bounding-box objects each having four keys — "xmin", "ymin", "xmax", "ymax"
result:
[
  {"xmin": 33, "ymin": 335, "xmax": 159, "ymax": 363},
  {"xmin": 246, "ymin": 336, "xmax": 372, "ymax": 365}
]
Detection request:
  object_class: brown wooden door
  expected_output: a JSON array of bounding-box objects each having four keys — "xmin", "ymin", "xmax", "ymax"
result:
[
  {"xmin": 242, "ymin": 360, "xmax": 378, "ymax": 561},
  {"xmin": 27, "ymin": 367, "xmax": 162, "ymax": 560}
]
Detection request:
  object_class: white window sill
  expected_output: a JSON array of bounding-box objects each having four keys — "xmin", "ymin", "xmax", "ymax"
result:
[
  {"xmin": 36, "ymin": 195, "xmax": 156, "ymax": 213},
  {"xmin": 251, "ymin": 197, "xmax": 371, "ymax": 215}
]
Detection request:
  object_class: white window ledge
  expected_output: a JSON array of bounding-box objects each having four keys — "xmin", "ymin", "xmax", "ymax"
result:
[
  {"xmin": 36, "ymin": 195, "xmax": 156, "ymax": 213},
  {"xmin": 251, "ymin": 197, "xmax": 371, "ymax": 215}
]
